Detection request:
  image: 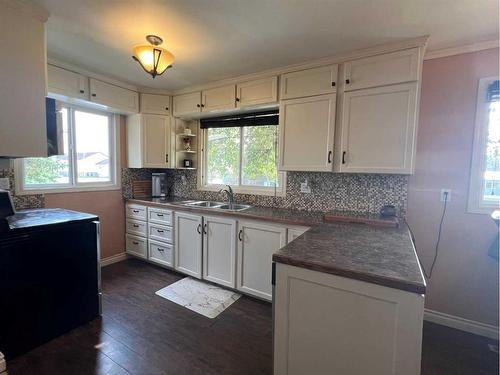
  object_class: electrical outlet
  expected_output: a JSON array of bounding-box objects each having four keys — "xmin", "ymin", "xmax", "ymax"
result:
[
  {"xmin": 440, "ymin": 189, "xmax": 451, "ymax": 202},
  {"xmin": 181, "ymin": 175, "xmax": 187, "ymax": 185},
  {"xmin": 0, "ymin": 177, "xmax": 9, "ymax": 190},
  {"xmin": 300, "ymin": 180, "xmax": 311, "ymax": 194}
]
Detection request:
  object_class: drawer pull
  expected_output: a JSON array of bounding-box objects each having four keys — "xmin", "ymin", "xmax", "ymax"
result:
[
  {"xmin": 157, "ymin": 229, "xmax": 164, "ymax": 233},
  {"xmin": 157, "ymin": 248, "xmax": 164, "ymax": 252},
  {"xmin": 133, "ymin": 224, "xmax": 139, "ymax": 228},
  {"xmin": 132, "ymin": 241, "xmax": 139, "ymax": 245},
  {"xmin": 156, "ymin": 213, "xmax": 164, "ymax": 217},
  {"xmin": 133, "ymin": 209, "xmax": 140, "ymax": 213}
]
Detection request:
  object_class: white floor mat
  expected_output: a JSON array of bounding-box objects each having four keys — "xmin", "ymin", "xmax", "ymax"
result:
[{"xmin": 155, "ymin": 277, "xmax": 241, "ymax": 319}]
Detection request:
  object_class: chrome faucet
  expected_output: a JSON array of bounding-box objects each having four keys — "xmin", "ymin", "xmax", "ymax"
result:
[{"xmin": 219, "ymin": 185, "xmax": 234, "ymax": 209}]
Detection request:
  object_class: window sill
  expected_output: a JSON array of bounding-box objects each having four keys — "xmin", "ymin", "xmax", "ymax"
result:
[
  {"xmin": 198, "ymin": 184, "xmax": 286, "ymax": 197},
  {"xmin": 15, "ymin": 184, "xmax": 122, "ymax": 195}
]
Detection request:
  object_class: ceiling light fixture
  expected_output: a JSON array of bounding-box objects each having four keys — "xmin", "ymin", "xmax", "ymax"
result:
[{"xmin": 132, "ymin": 35, "xmax": 174, "ymax": 79}]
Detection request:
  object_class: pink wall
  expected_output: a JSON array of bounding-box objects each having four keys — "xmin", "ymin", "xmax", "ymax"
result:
[
  {"xmin": 407, "ymin": 48, "xmax": 499, "ymax": 326},
  {"xmin": 44, "ymin": 116, "xmax": 127, "ymax": 260}
]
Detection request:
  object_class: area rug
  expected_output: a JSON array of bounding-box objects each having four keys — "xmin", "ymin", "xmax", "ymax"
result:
[{"xmin": 155, "ymin": 277, "xmax": 241, "ymax": 319}]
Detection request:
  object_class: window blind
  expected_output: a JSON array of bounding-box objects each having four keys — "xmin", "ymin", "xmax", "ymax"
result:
[
  {"xmin": 487, "ymin": 80, "xmax": 499, "ymax": 102},
  {"xmin": 200, "ymin": 110, "xmax": 279, "ymax": 129}
]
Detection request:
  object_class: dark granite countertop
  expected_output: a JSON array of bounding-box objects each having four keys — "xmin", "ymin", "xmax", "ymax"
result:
[
  {"xmin": 4, "ymin": 208, "xmax": 98, "ymax": 232},
  {"xmin": 128, "ymin": 197, "xmax": 426, "ymax": 294}
]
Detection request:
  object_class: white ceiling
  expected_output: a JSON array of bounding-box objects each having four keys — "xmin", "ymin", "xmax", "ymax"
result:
[{"xmin": 35, "ymin": 0, "xmax": 499, "ymax": 91}]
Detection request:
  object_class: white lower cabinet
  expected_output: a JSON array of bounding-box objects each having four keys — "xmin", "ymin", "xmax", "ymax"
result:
[
  {"xmin": 126, "ymin": 234, "xmax": 147, "ymax": 259},
  {"xmin": 274, "ymin": 263, "xmax": 424, "ymax": 375},
  {"xmin": 175, "ymin": 212, "xmax": 203, "ymax": 278},
  {"xmin": 149, "ymin": 240, "xmax": 174, "ymax": 267},
  {"xmin": 236, "ymin": 220, "xmax": 287, "ymax": 301},
  {"xmin": 202, "ymin": 215, "xmax": 237, "ymax": 288}
]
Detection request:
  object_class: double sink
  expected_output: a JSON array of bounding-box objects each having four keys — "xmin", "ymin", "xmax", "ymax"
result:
[{"xmin": 179, "ymin": 200, "xmax": 251, "ymax": 212}]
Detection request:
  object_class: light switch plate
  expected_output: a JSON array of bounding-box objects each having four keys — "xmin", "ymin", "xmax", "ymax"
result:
[
  {"xmin": 300, "ymin": 181, "xmax": 311, "ymax": 194},
  {"xmin": 0, "ymin": 177, "xmax": 9, "ymax": 190}
]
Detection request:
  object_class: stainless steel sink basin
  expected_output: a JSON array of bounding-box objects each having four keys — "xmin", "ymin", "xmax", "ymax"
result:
[
  {"xmin": 218, "ymin": 204, "xmax": 251, "ymax": 211},
  {"xmin": 180, "ymin": 200, "xmax": 251, "ymax": 212},
  {"xmin": 185, "ymin": 201, "xmax": 224, "ymax": 208}
]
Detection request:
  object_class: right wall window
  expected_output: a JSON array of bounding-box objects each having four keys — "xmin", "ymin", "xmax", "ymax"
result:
[{"xmin": 468, "ymin": 77, "xmax": 500, "ymax": 213}]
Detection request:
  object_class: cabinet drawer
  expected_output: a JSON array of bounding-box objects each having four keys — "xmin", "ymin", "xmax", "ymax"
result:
[
  {"xmin": 149, "ymin": 240, "xmax": 174, "ymax": 267},
  {"xmin": 126, "ymin": 234, "xmax": 147, "ymax": 259},
  {"xmin": 343, "ymin": 48, "xmax": 420, "ymax": 91},
  {"xmin": 148, "ymin": 223, "xmax": 173, "ymax": 243},
  {"xmin": 148, "ymin": 207, "xmax": 173, "ymax": 225},
  {"xmin": 280, "ymin": 65, "xmax": 338, "ymax": 99},
  {"xmin": 126, "ymin": 219, "xmax": 147, "ymax": 237},
  {"xmin": 126, "ymin": 204, "xmax": 147, "ymax": 221}
]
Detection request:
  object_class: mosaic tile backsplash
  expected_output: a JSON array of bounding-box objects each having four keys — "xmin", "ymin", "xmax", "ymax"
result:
[
  {"xmin": 1, "ymin": 167, "xmax": 44, "ymax": 210},
  {"xmin": 123, "ymin": 168, "xmax": 408, "ymax": 216}
]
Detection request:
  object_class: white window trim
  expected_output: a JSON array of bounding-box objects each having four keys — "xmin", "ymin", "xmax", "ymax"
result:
[
  {"xmin": 15, "ymin": 104, "xmax": 121, "ymax": 195},
  {"xmin": 467, "ymin": 76, "xmax": 500, "ymax": 214},
  {"xmin": 197, "ymin": 127, "xmax": 286, "ymax": 197}
]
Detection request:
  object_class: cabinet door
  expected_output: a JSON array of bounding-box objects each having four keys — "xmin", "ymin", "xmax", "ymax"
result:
[
  {"xmin": 202, "ymin": 215, "xmax": 237, "ymax": 288},
  {"xmin": 202, "ymin": 85, "xmax": 236, "ymax": 112},
  {"xmin": 339, "ymin": 82, "xmax": 418, "ymax": 174},
  {"xmin": 142, "ymin": 114, "xmax": 171, "ymax": 168},
  {"xmin": 140, "ymin": 93, "xmax": 170, "ymax": 115},
  {"xmin": 175, "ymin": 212, "xmax": 203, "ymax": 278},
  {"xmin": 47, "ymin": 65, "xmax": 88, "ymax": 100},
  {"xmin": 237, "ymin": 220, "xmax": 287, "ymax": 301},
  {"xmin": 279, "ymin": 94, "xmax": 336, "ymax": 172},
  {"xmin": 236, "ymin": 77, "xmax": 278, "ymax": 108},
  {"xmin": 173, "ymin": 92, "xmax": 201, "ymax": 117},
  {"xmin": 343, "ymin": 48, "xmax": 420, "ymax": 91},
  {"xmin": 89, "ymin": 78, "xmax": 139, "ymax": 113},
  {"xmin": 280, "ymin": 65, "xmax": 338, "ymax": 100}
]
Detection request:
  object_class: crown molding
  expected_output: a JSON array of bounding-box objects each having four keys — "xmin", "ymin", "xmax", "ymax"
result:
[{"xmin": 424, "ymin": 39, "xmax": 499, "ymax": 60}]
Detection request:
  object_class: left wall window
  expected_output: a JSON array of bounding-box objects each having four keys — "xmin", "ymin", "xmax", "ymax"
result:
[{"xmin": 16, "ymin": 103, "xmax": 120, "ymax": 194}]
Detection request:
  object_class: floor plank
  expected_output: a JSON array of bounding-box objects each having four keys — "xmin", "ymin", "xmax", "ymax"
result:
[{"xmin": 7, "ymin": 259, "xmax": 499, "ymax": 375}]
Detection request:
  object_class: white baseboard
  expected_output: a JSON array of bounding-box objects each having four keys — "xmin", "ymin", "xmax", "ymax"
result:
[
  {"xmin": 101, "ymin": 252, "xmax": 128, "ymax": 267},
  {"xmin": 424, "ymin": 309, "xmax": 499, "ymax": 340}
]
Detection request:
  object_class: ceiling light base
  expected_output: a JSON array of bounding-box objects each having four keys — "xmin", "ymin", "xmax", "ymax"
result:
[{"xmin": 146, "ymin": 35, "xmax": 163, "ymax": 46}]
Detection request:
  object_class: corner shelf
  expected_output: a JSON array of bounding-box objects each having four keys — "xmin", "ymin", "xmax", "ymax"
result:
[
  {"xmin": 177, "ymin": 133, "xmax": 196, "ymax": 137},
  {"xmin": 178, "ymin": 150, "xmax": 197, "ymax": 154},
  {"xmin": 177, "ymin": 167, "xmax": 197, "ymax": 170}
]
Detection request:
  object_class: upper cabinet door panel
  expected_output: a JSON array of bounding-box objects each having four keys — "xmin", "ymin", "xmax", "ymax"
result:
[
  {"xmin": 173, "ymin": 92, "xmax": 201, "ymax": 117},
  {"xmin": 339, "ymin": 82, "xmax": 418, "ymax": 174},
  {"xmin": 236, "ymin": 77, "xmax": 278, "ymax": 108},
  {"xmin": 47, "ymin": 65, "xmax": 88, "ymax": 100},
  {"xmin": 202, "ymin": 85, "xmax": 236, "ymax": 112},
  {"xmin": 140, "ymin": 93, "xmax": 170, "ymax": 115},
  {"xmin": 279, "ymin": 94, "xmax": 336, "ymax": 172},
  {"xmin": 343, "ymin": 48, "xmax": 420, "ymax": 91},
  {"xmin": 89, "ymin": 78, "xmax": 139, "ymax": 113},
  {"xmin": 280, "ymin": 65, "xmax": 338, "ymax": 100},
  {"xmin": 142, "ymin": 114, "xmax": 171, "ymax": 168}
]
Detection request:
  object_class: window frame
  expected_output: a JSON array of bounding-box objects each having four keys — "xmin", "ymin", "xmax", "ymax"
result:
[
  {"xmin": 468, "ymin": 76, "xmax": 500, "ymax": 214},
  {"xmin": 198, "ymin": 126, "xmax": 286, "ymax": 197},
  {"xmin": 15, "ymin": 102, "xmax": 121, "ymax": 195}
]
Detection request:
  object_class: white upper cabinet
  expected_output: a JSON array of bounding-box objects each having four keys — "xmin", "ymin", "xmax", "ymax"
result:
[
  {"xmin": 140, "ymin": 93, "xmax": 170, "ymax": 115},
  {"xmin": 343, "ymin": 48, "xmax": 420, "ymax": 91},
  {"xmin": 173, "ymin": 91, "xmax": 202, "ymax": 117},
  {"xmin": 89, "ymin": 78, "xmax": 139, "ymax": 113},
  {"xmin": 279, "ymin": 94, "xmax": 336, "ymax": 172},
  {"xmin": 338, "ymin": 82, "xmax": 418, "ymax": 174},
  {"xmin": 127, "ymin": 114, "xmax": 172, "ymax": 168},
  {"xmin": 280, "ymin": 65, "xmax": 338, "ymax": 100},
  {"xmin": 201, "ymin": 84, "xmax": 236, "ymax": 112},
  {"xmin": 236, "ymin": 76, "xmax": 278, "ymax": 108},
  {"xmin": 202, "ymin": 215, "xmax": 237, "ymax": 289},
  {"xmin": 47, "ymin": 65, "xmax": 88, "ymax": 100},
  {"xmin": 0, "ymin": 1, "xmax": 48, "ymax": 157}
]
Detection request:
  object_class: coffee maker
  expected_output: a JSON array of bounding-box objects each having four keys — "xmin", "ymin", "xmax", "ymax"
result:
[{"xmin": 151, "ymin": 173, "xmax": 167, "ymax": 198}]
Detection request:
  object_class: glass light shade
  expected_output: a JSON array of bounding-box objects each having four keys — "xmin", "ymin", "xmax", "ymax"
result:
[{"xmin": 132, "ymin": 45, "xmax": 174, "ymax": 78}]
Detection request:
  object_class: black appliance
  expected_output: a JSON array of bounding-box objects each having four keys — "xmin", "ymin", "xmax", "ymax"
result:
[{"xmin": 0, "ymin": 209, "xmax": 101, "ymax": 359}]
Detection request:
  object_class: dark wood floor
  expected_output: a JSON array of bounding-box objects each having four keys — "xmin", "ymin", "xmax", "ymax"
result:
[{"xmin": 7, "ymin": 259, "xmax": 499, "ymax": 375}]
